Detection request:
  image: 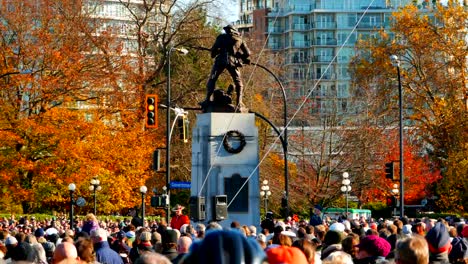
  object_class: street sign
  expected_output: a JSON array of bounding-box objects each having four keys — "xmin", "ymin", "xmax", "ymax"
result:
[{"xmin": 170, "ymin": 181, "xmax": 191, "ymax": 189}]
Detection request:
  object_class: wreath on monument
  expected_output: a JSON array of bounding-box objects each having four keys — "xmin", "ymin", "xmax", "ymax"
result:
[{"xmin": 223, "ymin": 130, "xmax": 246, "ymax": 154}]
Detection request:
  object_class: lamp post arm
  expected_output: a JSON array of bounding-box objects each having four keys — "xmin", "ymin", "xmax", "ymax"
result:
[
  {"xmin": 249, "ymin": 63, "xmax": 289, "ymax": 218},
  {"xmin": 250, "ymin": 111, "xmax": 286, "ymax": 153}
]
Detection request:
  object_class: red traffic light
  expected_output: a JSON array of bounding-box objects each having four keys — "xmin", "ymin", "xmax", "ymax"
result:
[{"xmin": 145, "ymin": 94, "xmax": 158, "ymax": 128}]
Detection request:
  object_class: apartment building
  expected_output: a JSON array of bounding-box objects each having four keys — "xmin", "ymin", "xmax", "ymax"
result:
[{"xmin": 238, "ymin": 0, "xmax": 419, "ymax": 125}]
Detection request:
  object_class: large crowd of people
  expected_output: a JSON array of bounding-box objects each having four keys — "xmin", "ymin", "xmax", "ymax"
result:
[{"xmin": 0, "ymin": 205, "xmax": 467, "ymax": 264}]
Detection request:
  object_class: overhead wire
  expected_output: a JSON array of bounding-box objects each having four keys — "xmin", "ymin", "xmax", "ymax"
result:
[
  {"xmin": 197, "ymin": 0, "xmax": 286, "ymax": 196},
  {"xmin": 197, "ymin": 0, "xmax": 377, "ymax": 208}
]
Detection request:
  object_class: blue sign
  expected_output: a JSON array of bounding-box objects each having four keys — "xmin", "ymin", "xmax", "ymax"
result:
[{"xmin": 170, "ymin": 181, "xmax": 191, "ymax": 189}]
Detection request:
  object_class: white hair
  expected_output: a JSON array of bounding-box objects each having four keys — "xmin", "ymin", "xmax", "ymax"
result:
[
  {"xmin": 91, "ymin": 228, "xmax": 108, "ymax": 241},
  {"xmin": 323, "ymin": 251, "xmax": 354, "ymax": 264}
]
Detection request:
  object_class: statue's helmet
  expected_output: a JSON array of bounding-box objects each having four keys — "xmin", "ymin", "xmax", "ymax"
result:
[{"xmin": 223, "ymin": 24, "xmax": 237, "ymax": 33}]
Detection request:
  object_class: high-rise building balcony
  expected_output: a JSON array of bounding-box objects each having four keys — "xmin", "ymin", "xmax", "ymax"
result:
[
  {"xmin": 313, "ymin": 55, "xmax": 334, "ymax": 62},
  {"xmin": 268, "ymin": 26, "xmax": 284, "ymax": 33},
  {"xmin": 291, "ymin": 40, "xmax": 310, "ymax": 48},
  {"xmin": 291, "ymin": 23, "xmax": 311, "ymax": 31},
  {"xmin": 313, "ymin": 38, "xmax": 338, "ymax": 45},
  {"xmin": 313, "ymin": 21, "xmax": 336, "ymax": 29}
]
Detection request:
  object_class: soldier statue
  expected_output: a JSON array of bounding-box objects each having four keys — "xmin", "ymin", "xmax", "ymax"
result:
[{"xmin": 200, "ymin": 25, "xmax": 251, "ymax": 110}]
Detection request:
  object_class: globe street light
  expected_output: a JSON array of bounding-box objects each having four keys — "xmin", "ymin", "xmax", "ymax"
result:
[
  {"xmin": 390, "ymin": 54, "xmax": 405, "ymax": 218},
  {"xmin": 68, "ymin": 183, "xmax": 76, "ymax": 230},
  {"xmin": 340, "ymin": 172, "xmax": 352, "ymax": 219},
  {"xmin": 89, "ymin": 177, "xmax": 101, "ymax": 216},
  {"xmin": 140, "ymin": 185, "xmax": 148, "ymax": 223},
  {"xmin": 259, "ymin": 180, "xmax": 271, "ymax": 217}
]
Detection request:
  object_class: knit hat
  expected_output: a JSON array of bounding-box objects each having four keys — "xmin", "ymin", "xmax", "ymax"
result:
[
  {"xmin": 34, "ymin": 228, "xmax": 45, "ymax": 237},
  {"xmin": 5, "ymin": 236, "xmax": 18, "ymax": 245},
  {"xmin": 426, "ymin": 222, "xmax": 451, "ymax": 253},
  {"xmin": 266, "ymin": 245, "xmax": 308, "ymax": 264},
  {"xmin": 357, "ymin": 235, "xmax": 391, "ymax": 257},
  {"xmin": 126, "ymin": 231, "xmax": 135, "ymax": 240},
  {"xmin": 329, "ymin": 223, "xmax": 346, "ymax": 233}
]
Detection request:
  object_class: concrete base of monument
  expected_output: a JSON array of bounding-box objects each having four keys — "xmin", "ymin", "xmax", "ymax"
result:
[{"xmin": 190, "ymin": 113, "xmax": 260, "ymax": 229}]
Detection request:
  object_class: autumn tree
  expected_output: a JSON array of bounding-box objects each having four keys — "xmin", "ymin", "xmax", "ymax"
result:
[
  {"xmin": 0, "ymin": 0, "xmax": 225, "ymax": 214},
  {"xmin": 350, "ymin": 3, "xmax": 467, "ymax": 212}
]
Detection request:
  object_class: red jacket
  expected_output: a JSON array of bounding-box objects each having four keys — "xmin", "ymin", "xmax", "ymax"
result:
[{"xmin": 170, "ymin": 214, "xmax": 190, "ymax": 230}]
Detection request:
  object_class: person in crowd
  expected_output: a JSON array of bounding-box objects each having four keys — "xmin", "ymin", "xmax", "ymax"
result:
[
  {"xmin": 52, "ymin": 241, "xmax": 80, "ymax": 264},
  {"xmin": 426, "ymin": 222, "xmax": 452, "ymax": 264},
  {"xmin": 395, "ymin": 235, "xmax": 429, "ymax": 264},
  {"xmin": 162, "ymin": 229, "xmax": 179, "ymax": 261},
  {"xmin": 256, "ymin": 233, "xmax": 268, "ymax": 249},
  {"xmin": 31, "ymin": 242, "xmax": 48, "ymax": 264},
  {"xmin": 261, "ymin": 212, "xmax": 275, "ymax": 234},
  {"xmin": 310, "ymin": 205, "xmax": 324, "ymax": 227},
  {"xmin": 75, "ymin": 237, "xmax": 99, "ymax": 264},
  {"xmin": 195, "ymin": 223, "xmax": 206, "ymax": 240},
  {"xmin": 183, "ymin": 229, "xmax": 266, "ymax": 263},
  {"xmin": 449, "ymin": 224, "xmax": 468, "ymax": 263},
  {"xmin": 111, "ymin": 230, "xmax": 131, "ymax": 258},
  {"xmin": 134, "ymin": 251, "xmax": 172, "ymax": 264},
  {"xmin": 90, "ymin": 228, "xmax": 123, "ymax": 264},
  {"xmin": 82, "ymin": 214, "xmax": 99, "ymax": 235},
  {"xmin": 321, "ymin": 230, "xmax": 345, "ymax": 260},
  {"xmin": 342, "ymin": 233, "xmax": 360, "ymax": 261},
  {"xmin": 323, "ymin": 251, "xmax": 354, "ymax": 264},
  {"xmin": 415, "ymin": 222, "xmax": 427, "ymax": 236},
  {"xmin": 170, "ymin": 205, "xmax": 190, "ymax": 231},
  {"xmin": 138, "ymin": 231, "xmax": 155, "ymax": 254},
  {"xmin": 292, "ymin": 238, "xmax": 317, "ymax": 264},
  {"xmin": 172, "ymin": 236, "xmax": 192, "ymax": 264},
  {"xmin": 355, "ymin": 235, "xmax": 392, "ymax": 264},
  {"xmin": 266, "ymin": 244, "xmax": 308, "ymax": 264}
]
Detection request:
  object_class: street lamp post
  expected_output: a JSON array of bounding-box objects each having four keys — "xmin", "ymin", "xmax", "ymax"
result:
[
  {"xmin": 68, "ymin": 183, "xmax": 76, "ymax": 230},
  {"xmin": 391, "ymin": 183, "xmax": 399, "ymax": 217},
  {"xmin": 165, "ymin": 46, "xmax": 189, "ymax": 223},
  {"xmin": 140, "ymin": 185, "xmax": 147, "ymax": 224},
  {"xmin": 340, "ymin": 172, "xmax": 351, "ymax": 219},
  {"xmin": 390, "ymin": 55, "xmax": 405, "ymax": 218},
  {"xmin": 259, "ymin": 180, "xmax": 271, "ymax": 217},
  {"xmin": 89, "ymin": 177, "xmax": 101, "ymax": 216}
]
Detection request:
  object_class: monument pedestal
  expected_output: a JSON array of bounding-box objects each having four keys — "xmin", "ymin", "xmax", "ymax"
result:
[{"xmin": 190, "ymin": 113, "xmax": 260, "ymax": 228}]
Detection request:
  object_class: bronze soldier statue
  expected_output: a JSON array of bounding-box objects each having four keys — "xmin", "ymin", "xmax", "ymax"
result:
[{"xmin": 200, "ymin": 25, "xmax": 251, "ymax": 109}]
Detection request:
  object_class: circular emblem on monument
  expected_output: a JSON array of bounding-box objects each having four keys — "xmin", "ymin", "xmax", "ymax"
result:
[{"xmin": 223, "ymin": 130, "xmax": 246, "ymax": 154}]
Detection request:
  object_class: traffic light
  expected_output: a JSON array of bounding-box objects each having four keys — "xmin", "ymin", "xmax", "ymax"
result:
[
  {"xmin": 176, "ymin": 114, "xmax": 189, "ymax": 143},
  {"xmin": 385, "ymin": 162, "xmax": 394, "ymax": 180},
  {"xmin": 145, "ymin": 94, "xmax": 158, "ymax": 128},
  {"xmin": 150, "ymin": 194, "xmax": 168, "ymax": 207},
  {"xmin": 386, "ymin": 196, "xmax": 396, "ymax": 207}
]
